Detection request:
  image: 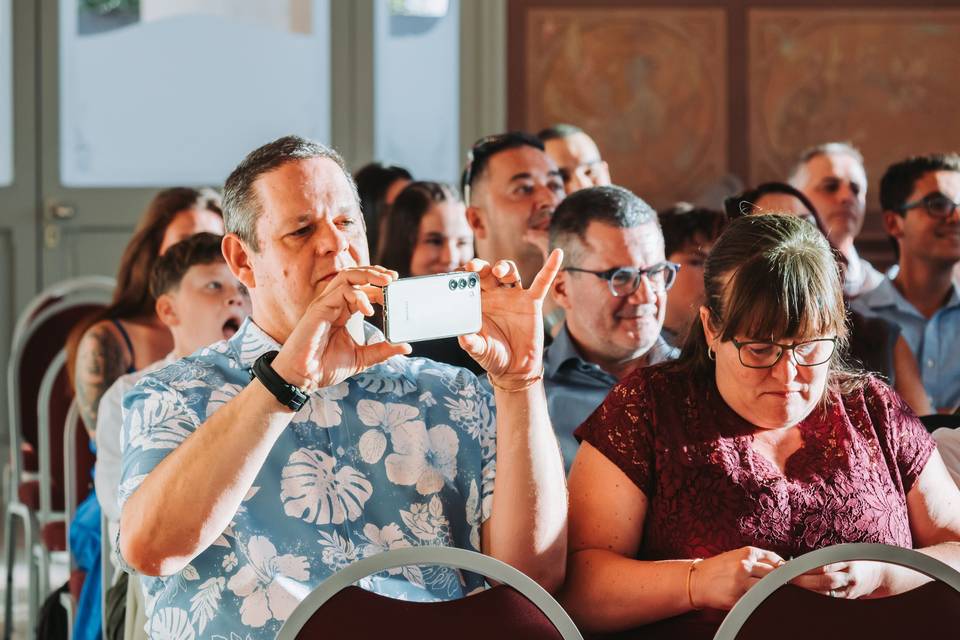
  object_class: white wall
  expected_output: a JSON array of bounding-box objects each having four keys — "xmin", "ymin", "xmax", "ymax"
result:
[
  {"xmin": 373, "ymin": 0, "xmax": 460, "ymax": 184},
  {"xmin": 59, "ymin": 0, "xmax": 330, "ymax": 187}
]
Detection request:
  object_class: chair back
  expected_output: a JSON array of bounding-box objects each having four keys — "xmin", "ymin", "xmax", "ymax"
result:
[
  {"xmin": 277, "ymin": 546, "xmax": 583, "ymax": 640},
  {"xmin": 63, "ymin": 399, "xmax": 94, "ymax": 536},
  {"xmin": 37, "ymin": 350, "xmax": 78, "ymax": 521},
  {"xmin": 715, "ymin": 543, "xmax": 960, "ymax": 640},
  {"xmin": 10, "ymin": 276, "xmax": 114, "ymax": 348},
  {"xmin": 7, "ymin": 295, "xmax": 108, "ymax": 488},
  {"xmin": 919, "ymin": 414, "xmax": 960, "ymax": 433}
]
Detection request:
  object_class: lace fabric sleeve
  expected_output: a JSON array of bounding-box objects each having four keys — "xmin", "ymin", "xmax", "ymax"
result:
[
  {"xmin": 574, "ymin": 370, "xmax": 657, "ymax": 496},
  {"xmin": 866, "ymin": 377, "xmax": 937, "ymax": 494}
]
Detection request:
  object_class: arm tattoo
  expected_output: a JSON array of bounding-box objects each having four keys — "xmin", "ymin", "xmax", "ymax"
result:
[{"xmin": 74, "ymin": 323, "xmax": 129, "ymax": 436}]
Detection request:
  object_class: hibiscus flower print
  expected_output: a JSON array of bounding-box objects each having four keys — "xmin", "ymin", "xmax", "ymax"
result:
[
  {"xmin": 226, "ymin": 536, "xmax": 309, "ymax": 628},
  {"xmin": 385, "ymin": 422, "xmax": 459, "ymax": 495},
  {"xmin": 291, "ymin": 382, "xmax": 349, "ymax": 428},
  {"xmin": 356, "ymin": 400, "xmax": 422, "ymax": 464},
  {"xmin": 361, "ymin": 524, "xmax": 423, "ymax": 588},
  {"xmin": 280, "ymin": 448, "xmax": 373, "ymax": 525}
]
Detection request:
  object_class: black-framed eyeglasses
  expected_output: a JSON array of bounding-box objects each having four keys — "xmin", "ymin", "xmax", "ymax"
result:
[
  {"xmin": 730, "ymin": 337, "xmax": 837, "ymax": 369},
  {"xmin": 899, "ymin": 192, "xmax": 960, "ymax": 219},
  {"xmin": 564, "ymin": 262, "xmax": 680, "ymax": 296}
]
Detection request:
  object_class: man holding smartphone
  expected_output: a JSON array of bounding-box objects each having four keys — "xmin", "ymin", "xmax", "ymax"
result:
[{"xmin": 116, "ymin": 136, "xmax": 567, "ymax": 639}]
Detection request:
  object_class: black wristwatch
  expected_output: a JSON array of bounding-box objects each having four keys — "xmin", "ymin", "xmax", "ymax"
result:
[{"xmin": 250, "ymin": 351, "xmax": 309, "ymax": 412}]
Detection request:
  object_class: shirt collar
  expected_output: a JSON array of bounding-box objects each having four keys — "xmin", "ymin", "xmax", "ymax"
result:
[
  {"xmin": 544, "ymin": 322, "xmax": 584, "ymax": 378},
  {"xmin": 230, "ymin": 317, "xmax": 417, "ymax": 386},
  {"xmin": 545, "ymin": 322, "xmax": 679, "ymax": 378},
  {"xmin": 861, "ymin": 277, "xmax": 960, "ymax": 313}
]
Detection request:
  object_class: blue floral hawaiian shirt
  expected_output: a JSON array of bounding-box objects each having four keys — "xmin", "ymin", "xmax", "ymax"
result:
[{"xmin": 119, "ymin": 318, "xmax": 496, "ymax": 639}]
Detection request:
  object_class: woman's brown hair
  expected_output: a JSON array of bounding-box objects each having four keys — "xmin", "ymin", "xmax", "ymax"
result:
[
  {"xmin": 673, "ymin": 213, "xmax": 864, "ymax": 396},
  {"xmin": 376, "ymin": 181, "xmax": 459, "ymax": 277},
  {"xmin": 66, "ymin": 187, "xmax": 222, "ymax": 382}
]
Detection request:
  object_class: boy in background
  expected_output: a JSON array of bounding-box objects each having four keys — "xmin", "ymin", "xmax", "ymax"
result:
[{"xmin": 94, "ymin": 232, "xmax": 250, "ymax": 639}]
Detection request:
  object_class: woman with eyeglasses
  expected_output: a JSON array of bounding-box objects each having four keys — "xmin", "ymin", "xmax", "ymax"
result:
[
  {"xmin": 725, "ymin": 182, "xmax": 932, "ymax": 416},
  {"xmin": 558, "ymin": 214, "xmax": 960, "ymax": 639}
]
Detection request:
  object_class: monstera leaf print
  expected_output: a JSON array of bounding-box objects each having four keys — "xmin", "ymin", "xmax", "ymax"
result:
[
  {"xmin": 280, "ymin": 448, "xmax": 373, "ymax": 525},
  {"xmin": 150, "ymin": 607, "xmax": 195, "ymax": 640}
]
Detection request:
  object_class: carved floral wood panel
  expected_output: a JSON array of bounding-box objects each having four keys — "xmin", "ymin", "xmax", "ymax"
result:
[
  {"xmin": 749, "ymin": 9, "xmax": 960, "ymax": 209},
  {"xmin": 524, "ymin": 8, "xmax": 728, "ymax": 208}
]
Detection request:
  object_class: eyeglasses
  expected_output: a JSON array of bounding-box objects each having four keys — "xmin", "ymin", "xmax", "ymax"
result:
[
  {"xmin": 899, "ymin": 192, "xmax": 960, "ymax": 219},
  {"xmin": 564, "ymin": 262, "xmax": 680, "ymax": 296},
  {"xmin": 730, "ymin": 337, "xmax": 837, "ymax": 369}
]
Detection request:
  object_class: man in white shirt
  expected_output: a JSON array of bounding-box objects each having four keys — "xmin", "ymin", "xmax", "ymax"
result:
[{"xmin": 789, "ymin": 142, "xmax": 884, "ymax": 298}]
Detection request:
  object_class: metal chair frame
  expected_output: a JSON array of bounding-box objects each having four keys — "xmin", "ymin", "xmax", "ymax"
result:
[
  {"xmin": 715, "ymin": 543, "xmax": 960, "ymax": 639},
  {"xmin": 4, "ymin": 285, "xmax": 110, "ymax": 638},
  {"xmin": 277, "ymin": 546, "xmax": 583, "ymax": 640}
]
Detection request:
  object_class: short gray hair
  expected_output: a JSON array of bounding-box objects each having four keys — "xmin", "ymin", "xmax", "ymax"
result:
[
  {"xmin": 788, "ymin": 141, "xmax": 865, "ymax": 184},
  {"xmin": 222, "ymin": 135, "xmax": 357, "ymax": 252}
]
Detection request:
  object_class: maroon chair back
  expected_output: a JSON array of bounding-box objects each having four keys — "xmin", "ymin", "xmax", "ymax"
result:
[
  {"xmin": 295, "ymin": 584, "xmax": 564, "ymax": 640},
  {"xmin": 734, "ymin": 582, "xmax": 960, "ymax": 640},
  {"xmin": 13, "ymin": 302, "xmax": 104, "ymax": 474}
]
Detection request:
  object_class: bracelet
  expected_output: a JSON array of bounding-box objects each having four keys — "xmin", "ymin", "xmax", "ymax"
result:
[
  {"xmin": 487, "ymin": 367, "xmax": 544, "ymax": 393},
  {"xmin": 686, "ymin": 558, "xmax": 703, "ymax": 610}
]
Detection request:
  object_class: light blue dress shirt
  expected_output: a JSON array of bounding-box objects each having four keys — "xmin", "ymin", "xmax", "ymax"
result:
[
  {"xmin": 852, "ymin": 278, "xmax": 960, "ymax": 411},
  {"xmin": 119, "ymin": 318, "xmax": 496, "ymax": 639}
]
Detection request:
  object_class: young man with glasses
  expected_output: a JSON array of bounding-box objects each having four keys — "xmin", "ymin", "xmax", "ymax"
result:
[
  {"xmin": 853, "ymin": 153, "xmax": 960, "ymax": 413},
  {"xmin": 544, "ymin": 185, "xmax": 679, "ymax": 471}
]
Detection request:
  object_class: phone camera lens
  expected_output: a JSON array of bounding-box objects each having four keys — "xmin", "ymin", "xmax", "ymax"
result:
[
  {"xmin": 468, "ymin": 276, "xmax": 478, "ymax": 288},
  {"xmin": 457, "ymin": 278, "xmax": 467, "ymax": 289},
  {"xmin": 448, "ymin": 280, "xmax": 458, "ymax": 291}
]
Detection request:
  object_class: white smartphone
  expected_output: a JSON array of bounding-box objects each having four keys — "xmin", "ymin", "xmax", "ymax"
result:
[{"xmin": 383, "ymin": 271, "xmax": 482, "ymax": 344}]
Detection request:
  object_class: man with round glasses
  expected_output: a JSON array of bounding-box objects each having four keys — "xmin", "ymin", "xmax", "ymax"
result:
[
  {"xmin": 853, "ymin": 153, "xmax": 960, "ymax": 413},
  {"xmin": 544, "ymin": 185, "xmax": 679, "ymax": 471}
]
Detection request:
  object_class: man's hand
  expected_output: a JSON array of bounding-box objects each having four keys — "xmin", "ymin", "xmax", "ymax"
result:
[
  {"xmin": 272, "ymin": 266, "xmax": 411, "ymax": 391},
  {"xmin": 458, "ymin": 249, "xmax": 563, "ymax": 384}
]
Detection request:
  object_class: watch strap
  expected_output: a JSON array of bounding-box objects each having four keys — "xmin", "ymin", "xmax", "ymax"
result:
[{"xmin": 251, "ymin": 351, "xmax": 309, "ymax": 412}]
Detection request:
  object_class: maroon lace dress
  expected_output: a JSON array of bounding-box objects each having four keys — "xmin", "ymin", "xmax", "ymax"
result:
[{"xmin": 574, "ymin": 364, "xmax": 936, "ymax": 639}]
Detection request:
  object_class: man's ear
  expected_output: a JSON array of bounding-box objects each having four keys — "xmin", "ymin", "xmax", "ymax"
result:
[
  {"xmin": 155, "ymin": 293, "xmax": 179, "ymax": 328},
  {"xmin": 883, "ymin": 210, "xmax": 905, "ymax": 240},
  {"xmin": 222, "ymin": 233, "xmax": 256, "ymax": 290},
  {"xmin": 465, "ymin": 205, "xmax": 488, "ymax": 240},
  {"xmin": 551, "ymin": 270, "xmax": 573, "ymax": 310}
]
